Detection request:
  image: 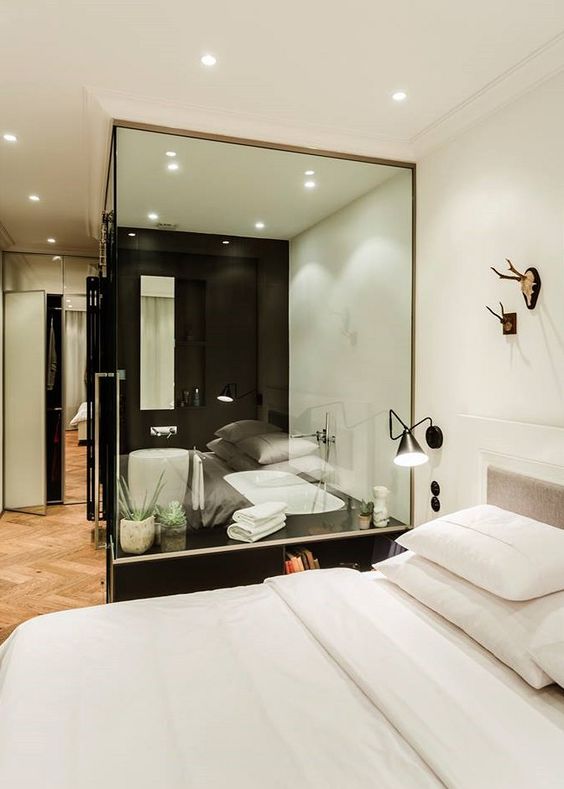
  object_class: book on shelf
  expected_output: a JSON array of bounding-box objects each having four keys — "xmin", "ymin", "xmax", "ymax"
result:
[{"xmin": 284, "ymin": 547, "xmax": 320, "ymax": 574}]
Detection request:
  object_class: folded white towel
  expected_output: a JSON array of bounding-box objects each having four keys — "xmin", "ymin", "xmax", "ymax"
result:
[
  {"xmin": 227, "ymin": 514, "xmax": 286, "ymax": 543},
  {"xmin": 191, "ymin": 454, "xmax": 205, "ymax": 511},
  {"xmin": 232, "ymin": 501, "xmax": 287, "ymax": 527}
]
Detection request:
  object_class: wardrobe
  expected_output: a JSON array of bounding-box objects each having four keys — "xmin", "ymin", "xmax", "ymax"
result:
[{"xmin": 3, "ymin": 253, "xmax": 97, "ymax": 513}]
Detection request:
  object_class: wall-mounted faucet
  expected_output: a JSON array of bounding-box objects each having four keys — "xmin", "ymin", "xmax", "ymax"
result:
[
  {"xmin": 151, "ymin": 425, "xmax": 177, "ymax": 440},
  {"xmin": 291, "ymin": 412, "xmax": 335, "ymax": 445}
]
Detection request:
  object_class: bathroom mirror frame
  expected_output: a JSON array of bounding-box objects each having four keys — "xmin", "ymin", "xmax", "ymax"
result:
[{"xmin": 112, "ymin": 119, "xmax": 417, "ymax": 530}]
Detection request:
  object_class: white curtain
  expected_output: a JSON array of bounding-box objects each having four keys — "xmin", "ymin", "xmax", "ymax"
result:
[
  {"xmin": 140, "ymin": 295, "xmax": 175, "ymax": 409},
  {"xmin": 64, "ymin": 310, "xmax": 87, "ymax": 429}
]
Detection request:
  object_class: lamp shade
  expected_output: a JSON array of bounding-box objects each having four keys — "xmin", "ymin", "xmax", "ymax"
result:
[
  {"xmin": 393, "ymin": 430, "xmax": 429, "ymax": 467},
  {"xmin": 217, "ymin": 383, "xmax": 236, "ymax": 403}
]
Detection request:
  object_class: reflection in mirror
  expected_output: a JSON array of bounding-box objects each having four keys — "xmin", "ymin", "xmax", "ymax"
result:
[
  {"xmin": 64, "ymin": 295, "xmax": 87, "ymax": 504},
  {"xmin": 140, "ymin": 275, "xmax": 175, "ymax": 410}
]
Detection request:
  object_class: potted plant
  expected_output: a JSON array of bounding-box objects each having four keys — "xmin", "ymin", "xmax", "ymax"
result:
[
  {"xmin": 156, "ymin": 500, "xmax": 188, "ymax": 552},
  {"xmin": 118, "ymin": 474, "xmax": 165, "ymax": 555},
  {"xmin": 358, "ymin": 499, "xmax": 374, "ymax": 530}
]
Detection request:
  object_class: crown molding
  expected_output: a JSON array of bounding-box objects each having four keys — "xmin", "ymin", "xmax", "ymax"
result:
[{"xmin": 412, "ymin": 30, "xmax": 564, "ymax": 157}]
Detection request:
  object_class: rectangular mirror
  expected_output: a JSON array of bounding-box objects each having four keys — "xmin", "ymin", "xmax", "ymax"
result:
[{"xmin": 140, "ymin": 275, "xmax": 175, "ymax": 410}]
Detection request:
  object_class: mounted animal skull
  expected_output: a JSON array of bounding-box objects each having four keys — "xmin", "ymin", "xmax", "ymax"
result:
[
  {"xmin": 490, "ymin": 259, "xmax": 541, "ymax": 310},
  {"xmin": 485, "ymin": 302, "xmax": 517, "ymax": 335}
]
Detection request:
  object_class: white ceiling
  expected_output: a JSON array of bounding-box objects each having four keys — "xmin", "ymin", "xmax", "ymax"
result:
[
  {"xmin": 117, "ymin": 128, "xmax": 403, "ymax": 239},
  {"xmin": 2, "ymin": 0, "xmax": 564, "ymax": 252}
]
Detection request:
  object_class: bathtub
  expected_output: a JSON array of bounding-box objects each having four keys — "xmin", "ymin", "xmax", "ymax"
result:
[{"xmin": 224, "ymin": 470, "xmax": 346, "ymax": 515}]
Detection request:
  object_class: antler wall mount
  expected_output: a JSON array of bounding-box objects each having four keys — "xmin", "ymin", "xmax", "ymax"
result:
[
  {"xmin": 486, "ymin": 302, "xmax": 517, "ymax": 335},
  {"xmin": 490, "ymin": 259, "xmax": 541, "ymax": 310}
]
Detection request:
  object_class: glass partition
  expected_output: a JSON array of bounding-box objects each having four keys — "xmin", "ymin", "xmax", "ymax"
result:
[{"xmin": 114, "ymin": 126, "xmax": 413, "ymax": 558}]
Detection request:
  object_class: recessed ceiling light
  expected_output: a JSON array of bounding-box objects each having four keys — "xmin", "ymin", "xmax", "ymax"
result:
[
  {"xmin": 148, "ymin": 212, "xmax": 158, "ymax": 221},
  {"xmin": 304, "ymin": 169, "xmax": 315, "ymax": 176},
  {"xmin": 304, "ymin": 180, "xmax": 316, "ymax": 189},
  {"xmin": 128, "ymin": 232, "xmax": 136, "ymax": 237},
  {"xmin": 52, "ymin": 256, "xmax": 62, "ymax": 262},
  {"xmin": 28, "ymin": 194, "xmax": 40, "ymax": 202},
  {"xmin": 255, "ymin": 221, "xmax": 265, "ymax": 230},
  {"xmin": 3, "ymin": 133, "xmax": 17, "ymax": 143},
  {"xmin": 201, "ymin": 53, "xmax": 217, "ymax": 67},
  {"xmin": 392, "ymin": 91, "xmax": 407, "ymax": 102},
  {"xmin": 47, "ymin": 237, "xmax": 56, "ymax": 244},
  {"xmin": 222, "ymin": 240, "xmax": 230, "ymax": 245},
  {"xmin": 167, "ymin": 162, "xmax": 179, "ymax": 171},
  {"xmin": 165, "ymin": 151, "xmax": 176, "ymax": 157}
]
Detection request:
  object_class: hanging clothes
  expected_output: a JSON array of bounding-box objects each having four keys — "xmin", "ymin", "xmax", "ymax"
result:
[{"xmin": 47, "ymin": 316, "xmax": 57, "ymax": 391}]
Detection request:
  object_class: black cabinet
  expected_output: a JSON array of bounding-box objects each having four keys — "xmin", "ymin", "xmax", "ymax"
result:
[{"xmin": 110, "ymin": 519, "xmax": 406, "ymax": 602}]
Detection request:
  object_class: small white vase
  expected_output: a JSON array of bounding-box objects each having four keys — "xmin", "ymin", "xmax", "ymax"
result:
[
  {"xmin": 120, "ymin": 515, "xmax": 155, "ymax": 555},
  {"xmin": 372, "ymin": 486, "xmax": 390, "ymax": 528}
]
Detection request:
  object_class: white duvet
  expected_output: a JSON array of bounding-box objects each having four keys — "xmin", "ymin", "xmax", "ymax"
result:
[
  {"xmin": 1, "ymin": 569, "xmax": 563, "ymax": 788},
  {"xmin": 69, "ymin": 401, "xmax": 88, "ymax": 426}
]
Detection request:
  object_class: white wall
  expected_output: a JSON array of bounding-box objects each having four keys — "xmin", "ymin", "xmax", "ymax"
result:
[
  {"xmin": 415, "ymin": 71, "xmax": 564, "ymax": 524},
  {"xmin": 290, "ymin": 170, "xmax": 413, "ymax": 523}
]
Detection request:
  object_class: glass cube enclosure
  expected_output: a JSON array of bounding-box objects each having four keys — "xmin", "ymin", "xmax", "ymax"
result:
[{"xmin": 111, "ymin": 126, "xmax": 413, "ymax": 559}]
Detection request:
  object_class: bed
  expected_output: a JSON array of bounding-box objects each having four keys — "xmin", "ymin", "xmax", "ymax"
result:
[
  {"xmin": 1, "ymin": 466, "xmax": 564, "ymax": 787},
  {"xmin": 69, "ymin": 400, "xmax": 88, "ymax": 443}
]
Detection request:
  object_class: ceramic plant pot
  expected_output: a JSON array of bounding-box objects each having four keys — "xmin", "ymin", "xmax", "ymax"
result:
[
  {"xmin": 119, "ymin": 515, "xmax": 155, "ymax": 555},
  {"xmin": 160, "ymin": 524, "xmax": 187, "ymax": 553},
  {"xmin": 358, "ymin": 514, "xmax": 372, "ymax": 530}
]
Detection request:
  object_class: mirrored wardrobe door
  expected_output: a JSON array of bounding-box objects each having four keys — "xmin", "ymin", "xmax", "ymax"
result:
[
  {"xmin": 4, "ymin": 290, "xmax": 47, "ymax": 514},
  {"xmin": 63, "ymin": 294, "xmax": 88, "ymax": 504}
]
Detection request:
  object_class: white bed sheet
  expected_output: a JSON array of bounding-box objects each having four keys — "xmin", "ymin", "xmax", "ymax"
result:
[
  {"xmin": 1, "ymin": 570, "xmax": 563, "ymax": 788},
  {"xmin": 0, "ymin": 581, "xmax": 437, "ymax": 789}
]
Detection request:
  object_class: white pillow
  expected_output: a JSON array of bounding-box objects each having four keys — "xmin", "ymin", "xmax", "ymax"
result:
[
  {"xmin": 215, "ymin": 420, "xmax": 281, "ymax": 444},
  {"xmin": 206, "ymin": 438, "xmax": 238, "ymax": 462},
  {"xmin": 238, "ymin": 433, "xmax": 319, "ymax": 466},
  {"xmin": 375, "ymin": 551, "xmax": 554, "ymax": 688},
  {"xmin": 530, "ymin": 605, "xmax": 564, "ymax": 689},
  {"xmin": 397, "ymin": 505, "xmax": 564, "ymax": 601}
]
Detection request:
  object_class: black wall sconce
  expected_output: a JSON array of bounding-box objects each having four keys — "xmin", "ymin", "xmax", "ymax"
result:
[
  {"xmin": 389, "ymin": 409, "xmax": 444, "ymax": 467},
  {"xmin": 217, "ymin": 383, "xmax": 262, "ymax": 405}
]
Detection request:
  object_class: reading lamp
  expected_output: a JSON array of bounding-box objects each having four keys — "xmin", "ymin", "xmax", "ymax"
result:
[
  {"xmin": 217, "ymin": 383, "xmax": 262, "ymax": 405},
  {"xmin": 389, "ymin": 409, "xmax": 443, "ymax": 467}
]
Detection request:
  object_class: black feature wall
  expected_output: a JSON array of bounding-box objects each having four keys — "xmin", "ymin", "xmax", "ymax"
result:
[{"xmin": 117, "ymin": 228, "xmax": 289, "ymax": 454}]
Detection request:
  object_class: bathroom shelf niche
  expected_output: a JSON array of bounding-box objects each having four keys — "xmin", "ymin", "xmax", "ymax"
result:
[{"xmin": 175, "ymin": 279, "xmax": 206, "ymax": 409}]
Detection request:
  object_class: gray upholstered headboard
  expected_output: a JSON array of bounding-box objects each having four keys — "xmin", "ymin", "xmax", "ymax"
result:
[{"xmin": 487, "ymin": 466, "xmax": 564, "ymax": 530}]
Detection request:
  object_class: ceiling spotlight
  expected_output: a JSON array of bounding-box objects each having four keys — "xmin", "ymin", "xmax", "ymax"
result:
[
  {"xmin": 392, "ymin": 91, "xmax": 407, "ymax": 102},
  {"xmin": 201, "ymin": 53, "xmax": 217, "ymax": 67},
  {"xmin": 165, "ymin": 151, "xmax": 176, "ymax": 157},
  {"xmin": 148, "ymin": 212, "xmax": 158, "ymax": 221},
  {"xmin": 222, "ymin": 240, "xmax": 230, "ymax": 245},
  {"xmin": 304, "ymin": 169, "xmax": 315, "ymax": 176},
  {"xmin": 304, "ymin": 180, "xmax": 316, "ymax": 189},
  {"xmin": 167, "ymin": 162, "xmax": 179, "ymax": 171},
  {"xmin": 3, "ymin": 133, "xmax": 17, "ymax": 143},
  {"xmin": 255, "ymin": 221, "xmax": 265, "ymax": 230},
  {"xmin": 128, "ymin": 232, "xmax": 136, "ymax": 237},
  {"xmin": 52, "ymin": 256, "xmax": 62, "ymax": 262},
  {"xmin": 28, "ymin": 194, "xmax": 40, "ymax": 202},
  {"xmin": 47, "ymin": 237, "xmax": 56, "ymax": 244}
]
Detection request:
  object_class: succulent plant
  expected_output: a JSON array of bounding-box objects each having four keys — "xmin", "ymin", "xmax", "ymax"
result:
[
  {"xmin": 118, "ymin": 472, "xmax": 165, "ymax": 522},
  {"xmin": 359, "ymin": 499, "xmax": 374, "ymax": 517},
  {"xmin": 156, "ymin": 500, "xmax": 187, "ymax": 529}
]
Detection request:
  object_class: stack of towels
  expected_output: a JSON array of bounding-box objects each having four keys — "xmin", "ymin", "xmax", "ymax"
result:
[{"xmin": 227, "ymin": 501, "xmax": 287, "ymax": 543}]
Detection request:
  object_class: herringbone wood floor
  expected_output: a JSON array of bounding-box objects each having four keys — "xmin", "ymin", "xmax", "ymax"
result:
[{"xmin": 0, "ymin": 504, "xmax": 105, "ymax": 645}]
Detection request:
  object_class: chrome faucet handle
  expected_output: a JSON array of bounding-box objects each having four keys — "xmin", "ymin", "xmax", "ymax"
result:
[{"xmin": 151, "ymin": 425, "xmax": 178, "ymax": 439}]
